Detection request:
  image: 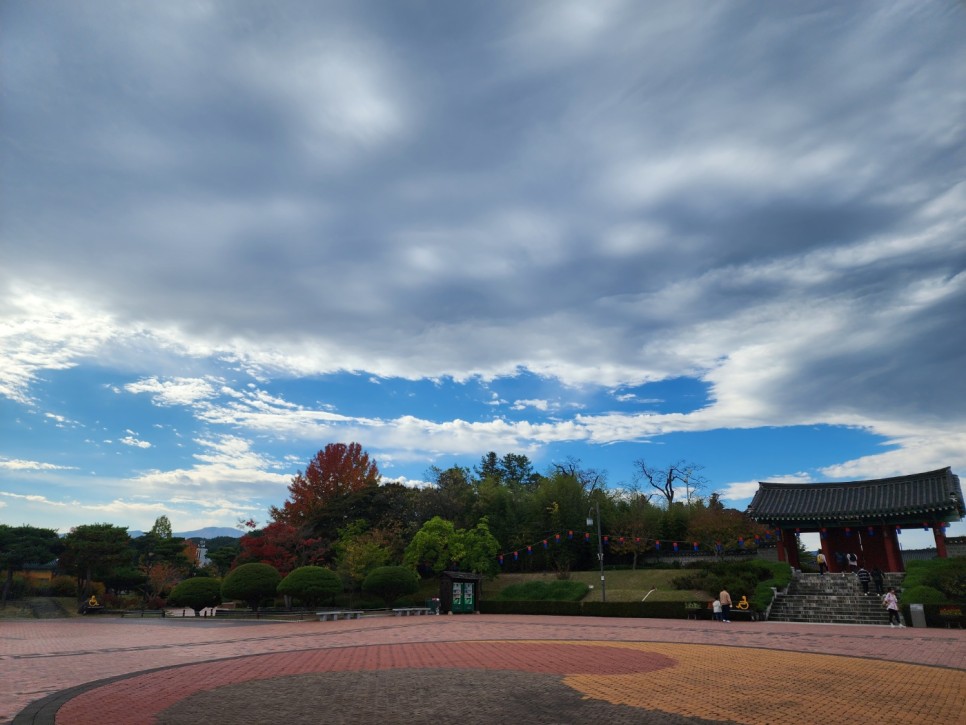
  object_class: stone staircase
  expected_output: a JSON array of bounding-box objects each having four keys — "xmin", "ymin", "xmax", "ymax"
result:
[{"xmin": 767, "ymin": 572, "xmax": 905, "ymax": 626}]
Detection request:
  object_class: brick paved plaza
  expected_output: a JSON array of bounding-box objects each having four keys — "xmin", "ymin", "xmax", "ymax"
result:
[{"xmin": 2, "ymin": 614, "xmax": 964, "ymax": 724}]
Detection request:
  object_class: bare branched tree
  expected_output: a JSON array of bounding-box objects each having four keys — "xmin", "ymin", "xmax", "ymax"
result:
[
  {"xmin": 553, "ymin": 457, "xmax": 606, "ymax": 492},
  {"xmin": 633, "ymin": 459, "xmax": 706, "ymax": 507}
]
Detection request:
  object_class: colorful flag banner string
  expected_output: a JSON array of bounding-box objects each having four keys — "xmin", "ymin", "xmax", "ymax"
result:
[{"xmin": 497, "ymin": 527, "xmax": 780, "ymax": 564}]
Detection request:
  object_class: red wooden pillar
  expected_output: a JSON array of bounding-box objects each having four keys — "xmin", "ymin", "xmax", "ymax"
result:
[
  {"xmin": 884, "ymin": 526, "xmax": 901, "ymax": 573},
  {"xmin": 782, "ymin": 528, "xmax": 800, "ymax": 569},
  {"xmin": 933, "ymin": 525, "xmax": 948, "ymax": 558}
]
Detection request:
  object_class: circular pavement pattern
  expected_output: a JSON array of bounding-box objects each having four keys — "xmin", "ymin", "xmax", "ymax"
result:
[{"xmin": 22, "ymin": 639, "xmax": 966, "ymax": 725}]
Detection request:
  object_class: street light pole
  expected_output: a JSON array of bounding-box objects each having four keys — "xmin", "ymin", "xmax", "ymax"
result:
[{"xmin": 587, "ymin": 499, "xmax": 606, "ymax": 602}]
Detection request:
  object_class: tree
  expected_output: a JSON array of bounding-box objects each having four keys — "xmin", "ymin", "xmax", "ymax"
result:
[
  {"xmin": 456, "ymin": 517, "xmax": 500, "ymax": 577},
  {"xmin": 149, "ymin": 515, "xmax": 173, "ymax": 539},
  {"xmin": 687, "ymin": 498, "xmax": 765, "ymax": 554},
  {"xmin": 221, "ymin": 563, "xmax": 281, "ymax": 612},
  {"xmin": 0, "ymin": 525, "xmax": 63, "ymax": 605},
  {"xmin": 334, "ymin": 521, "xmax": 392, "ymax": 592},
  {"xmin": 361, "ymin": 566, "xmax": 419, "ymax": 606},
  {"xmin": 277, "ymin": 566, "xmax": 342, "ymax": 608},
  {"xmin": 60, "ymin": 523, "xmax": 132, "ymax": 600},
  {"xmin": 500, "ymin": 453, "xmax": 541, "ymax": 487},
  {"xmin": 167, "ymin": 577, "xmax": 222, "ymax": 616},
  {"xmin": 101, "ymin": 566, "xmax": 148, "ymax": 597},
  {"xmin": 417, "ymin": 466, "xmax": 477, "ymax": 529},
  {"xmin": 610, "ymin": 490, "xmax": 663, "ymax": 569},
  {"xmin": 207, "ymin": 542, "xmax": 241, "ymax": 576},
  {"xmin": 403, "ymin": 516, "xmax": 463, "ymax": 574},
  {"xmin": 634, "ymin": 459, "xmax": 706, "ymax": 507},
  {"xmin": 271, "ymin": 443, "xmax": 381, "ymax": 527},
  {"xmin": 236, "ymin": 520, "xmax": 328, "ymax": 574},
  {"xmin": 553, "ymin": 457, "xmax": 606, "ymax": 492}
]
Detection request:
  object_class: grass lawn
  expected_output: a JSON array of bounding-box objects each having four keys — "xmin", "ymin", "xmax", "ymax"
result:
[{"xmin": 479, "ymin": 570, "xmax": 708, "ymax": 603}]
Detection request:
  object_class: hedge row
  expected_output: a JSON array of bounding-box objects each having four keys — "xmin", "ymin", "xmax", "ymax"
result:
[{"xmin": 479, "ymin": 599, "xmax": 731, "ymax": 619}]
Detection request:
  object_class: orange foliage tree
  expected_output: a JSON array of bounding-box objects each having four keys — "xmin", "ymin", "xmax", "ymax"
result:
[{"xmin": 271, "ymin": 443, "xmax": 381, "ymax": 527}]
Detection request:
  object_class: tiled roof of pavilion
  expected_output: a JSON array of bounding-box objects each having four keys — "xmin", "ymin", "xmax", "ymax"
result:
[{"xmin": 746, "ymin": 467, "xmax": 965, "ymax": 525}]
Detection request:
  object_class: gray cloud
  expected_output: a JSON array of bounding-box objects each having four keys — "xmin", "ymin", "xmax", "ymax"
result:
[{"xmin": 2, "ymin": 0, "xmax": 964, "ymax": 474}]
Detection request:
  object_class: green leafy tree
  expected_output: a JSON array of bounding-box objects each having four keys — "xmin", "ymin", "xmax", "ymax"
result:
[
  {"xmin": 150, "ymin": 515, "xmax": 173, "ymax": 539},
  {"xmin": 60, "ymin": 523, "xmax": 132, "ymax": 600},
  {"xmin": 455, "ymin": 517, "xmax": 500, "ymax": 577},
  {"xmin": 361, "ymin": 565, "xmax": 419, "ymax": 606},
  {"xmin": 207, "ymin": 543, "xmax": 241, "ymax": 576},
  {"xmin": 277, "ymin": 565, "xmax": 342, "ymax": 607},
  {"xmin": 403, "ymin": 516, "xmax": 463, "ymax": 574},
  {"xmin": 417, "ymin": 466, "xmax": 477, "ymax": 529},
  {"xmin": 221, "ymin": 562, "xmax": 281, "ymax": 612},
  {"xmin": 334, "ymin": 520, "xmax": 392, "ymax": 592},
  {"xmin": 102, "ymin": 566, "xmax": 148, "ymax": 597},
  {"xmin": 167, "ymin": 577, "xmax": 223, "ymax": 615},
  {"xmin": 0, "ymin": 525, "xmax": 64, "ymax": 605}
]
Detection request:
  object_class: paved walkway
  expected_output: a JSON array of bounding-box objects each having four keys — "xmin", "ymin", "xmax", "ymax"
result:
[{"xmin": 2, "ymin": 615, "xmax": 964, "ymax": 724}]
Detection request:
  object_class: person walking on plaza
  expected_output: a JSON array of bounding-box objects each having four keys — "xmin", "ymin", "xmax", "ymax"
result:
[
  {"xmin": 719, "ymin": 589, "xmax": 732, "ymax": 622},
  {"xmin": 871, "ymin": 567, "xmax": 885, "ymax": 595},
  {"xmin": 883, "ymin": 588, "xmax": 903, "ymax": 627},
  {"xmin": 856, "ymin": 565, "xmax": 872, "ymax": 594},
  {"xmin": 816, "ymin": 551, "xmax": 828, "ymax": 575},
  {"xmin": 712, "ymin": 598, "xmax": 722, "ymax": 622},
  {"xmin": 846, "ymin": 552, "xmax": 858, "ymax": 572}
]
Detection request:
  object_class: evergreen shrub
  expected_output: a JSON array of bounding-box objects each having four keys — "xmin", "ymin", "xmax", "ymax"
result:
[
  {"xmin": 277, "ymin": 566, "xmax": 342, "ymax": 607},
  {"xmin": 221, "ymin": 563, "xmax": 281, "ymax": 612},
  {"xmin": 362, "ymin": 566, "xmax": 419, "ymax": 606},
  {"xmin": 168, "ymin": 577, "xmax": 223, "ymax": 615}
]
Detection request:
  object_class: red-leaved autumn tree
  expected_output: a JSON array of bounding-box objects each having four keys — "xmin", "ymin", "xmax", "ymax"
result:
[{"xmin": 270, "ymin": 443, "xmax": 381, "ymax": 527}]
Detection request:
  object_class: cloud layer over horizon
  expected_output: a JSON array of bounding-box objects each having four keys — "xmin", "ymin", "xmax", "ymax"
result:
[{"xmin": 2, "ymin": 1, "xmax": 964, "ymax": 543}]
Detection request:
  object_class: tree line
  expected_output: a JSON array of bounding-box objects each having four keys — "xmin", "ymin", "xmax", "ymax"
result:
[{"xmin": 1, "ymin": 442, "xmax": 768, "ymax": 607}]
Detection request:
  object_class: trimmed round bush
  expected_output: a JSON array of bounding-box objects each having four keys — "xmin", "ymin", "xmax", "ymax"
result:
[
  {"xmin": 277, "ymin": 566, "xmax": 342, "ymax": 607},
  {"xmin": 221, "ymin": 563, "xmax": 282, "ymax": 612},
  {"xmin": 361, "ymin": 566, "xmax": 419, "ymax": 606},
  {"xmin": 167, "ymin": 577, "xmax": 223, "ymax": 615}
]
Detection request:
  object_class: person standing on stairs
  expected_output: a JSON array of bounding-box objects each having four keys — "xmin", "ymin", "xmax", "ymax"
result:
[
  {"xmin": 856, "ymin": 565, "xmax": 872, "ymax": 594},
  {"xmin": 883, "ymin": 587, "xmax": 903, "ymax": 627},
  {"xmin": 816, "ymin": 551, "xmax": 828, "ymax": 575},
  {"xmin": 871, "ymin": 567, "xmax": 885, "ymax": 595},
  {"xmin": 846, "ymin": 552, "xmax": 858, "ymax": 572}
]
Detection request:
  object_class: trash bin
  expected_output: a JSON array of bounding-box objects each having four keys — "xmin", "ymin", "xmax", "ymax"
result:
[
  {"xmin": 909, "ymin": 603, "xmax": 927, "ymax": 628},
  {"xmin": 426, "ymin": 597, "xmax": 440, "ymax": 615}
]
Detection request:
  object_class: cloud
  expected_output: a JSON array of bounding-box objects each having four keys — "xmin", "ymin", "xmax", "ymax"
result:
[
  {"xmin": 1, "ymin": 2, "xmax": 963, "ymax": 530},
  {"xmin": 0, "ymin": 458, "xmax": 77, "ymax": 472}
]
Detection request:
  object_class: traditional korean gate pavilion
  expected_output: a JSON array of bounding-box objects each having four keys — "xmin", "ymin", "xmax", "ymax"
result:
[{"xmin": 746, "ymin": 467, "xmax": 964, "ymax": 572}]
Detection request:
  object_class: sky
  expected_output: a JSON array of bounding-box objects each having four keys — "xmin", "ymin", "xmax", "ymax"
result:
[{"xmin": 1, "ymin": 1, "xmax": 964, "ymax": 551}]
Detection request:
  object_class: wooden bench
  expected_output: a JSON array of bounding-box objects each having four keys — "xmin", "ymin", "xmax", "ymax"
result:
[
  {"xmin": 315, "ymin": 610, "xmax": 364, "ymax": 621},
  {"xmin": 392, "ymin": 607, "xmax": 431, "ymax": 616}
]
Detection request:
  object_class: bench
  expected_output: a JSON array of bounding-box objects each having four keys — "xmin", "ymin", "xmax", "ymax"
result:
[
  {"xmin": 392, "ymin": 607, "xmax": 432, "ymax": 616},
  {"xmin": 316, "ymin": 610, "xmax": 364, "ymax": 621},
  {"xmin": 121, "ymin": 609, "xmax": 165, "ymax": 618}
]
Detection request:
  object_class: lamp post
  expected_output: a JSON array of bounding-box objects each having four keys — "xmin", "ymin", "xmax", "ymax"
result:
[{"xmin": 587, "ymin": 499, "xmax": 606, "ymax": 602}]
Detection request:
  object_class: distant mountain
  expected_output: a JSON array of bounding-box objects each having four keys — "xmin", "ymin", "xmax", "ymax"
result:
[{"xmin": 127, "ymin": 527, "xmax": 243, "ymax": 539}]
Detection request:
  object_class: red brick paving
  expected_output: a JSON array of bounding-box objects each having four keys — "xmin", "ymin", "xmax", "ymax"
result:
[{"xmin": 3, "ymin": 615, "xmax": 964, "ymax": 724}]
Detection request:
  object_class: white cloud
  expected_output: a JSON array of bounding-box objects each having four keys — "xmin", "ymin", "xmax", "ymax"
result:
[{"xmin": 0, "ymin": 458, "xmax": 77, "ymax": 472}]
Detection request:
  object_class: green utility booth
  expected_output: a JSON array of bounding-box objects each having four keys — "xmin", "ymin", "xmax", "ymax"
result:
[{"xmin": 439, "ymin": 571, "xmax": 483, "ymax": 614}]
